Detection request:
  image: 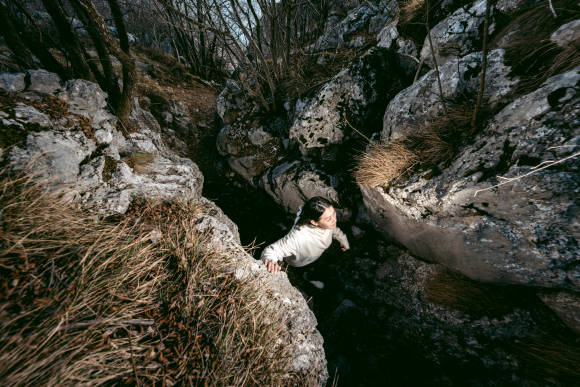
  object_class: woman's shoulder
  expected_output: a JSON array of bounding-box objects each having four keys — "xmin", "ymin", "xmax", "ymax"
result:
[{"xmin": 293, "ymin": 224, "xmax": 330, "ymax": 236}]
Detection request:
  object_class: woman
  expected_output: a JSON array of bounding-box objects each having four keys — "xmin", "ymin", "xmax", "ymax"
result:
[{"xmin": 262, "ymin": 196, "xmax": 350, "ymax": 273}]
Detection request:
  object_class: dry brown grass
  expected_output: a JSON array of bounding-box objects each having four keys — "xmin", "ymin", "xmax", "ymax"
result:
[
  {"xmin": 399, "ymin": 0, "xmax": 425, "ymax": 25},
  {"xmin": 354, "ymin": 103, "xmax": 473, "ymax": 187},
  {"xmin": 425, "ymin": 269, "xmax": 532, "ymax": 319},
  {"xmin": 354, "ymin": 141, "xmax": 418, "ymax": 187},
  {"xmin": 0, "ymin": 171, "xmax": 302, "ymax": 385},
  {"xmin": 504, "ymin": 335, "xmax": 580, "ymax": 385},
  {"xmin": 493, "ymin": 0, "xmax": 580, "ymax": 93}
]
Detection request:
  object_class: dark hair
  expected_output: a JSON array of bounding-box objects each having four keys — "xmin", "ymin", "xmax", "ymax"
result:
[{"xmin": 294, "ymin": 196, "xmax": 334, "ymax": 227}]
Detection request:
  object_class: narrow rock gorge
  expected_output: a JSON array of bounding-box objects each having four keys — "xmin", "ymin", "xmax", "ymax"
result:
[{"xmin": 1, "ymin": 0, "xmax": 578, "ymax": 385}]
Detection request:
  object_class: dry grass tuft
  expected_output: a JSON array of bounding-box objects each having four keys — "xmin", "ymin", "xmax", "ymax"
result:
[
  {"xmin": 354, "ymin": 141, "xmax": 418, "ymax": 187},
  {"xmin": 354, "ymin": 103, "xmax": 473, "ymax": 187},
  {"xmin": 425, "ymin": 269, "xmax": 532, "ymax": 319},
  {"xmin": 399, "ymin": 0, "xmax": 426, "ymax": 25},
  {"xmin": 493, "ymin": 0, "xmax": 580, "ymax": 93},
  {"xmin": 504, "ymin": 335, "xmax": 580, "ymax": 385},
  {"xmin": 0, "ymin": 171, "xmax": 301, "ymax": 385}
]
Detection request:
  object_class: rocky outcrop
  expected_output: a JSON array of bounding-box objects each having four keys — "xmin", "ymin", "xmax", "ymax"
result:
[
  {"xmin": 259, "ymin": 161, "xmax": 339, "ymax": 214},
  {"xmin": 310, "ymin": 2, "xmax": 380, "ymax": 51},
  {"xmin": 290, "ymin": 48, "xmax": 407, "ymax": 155},
  {"xmin": 420, "ymin": 0, "xmax": 493, "ymax": 68},
  {"xmin": 382, "ymin": 49, "xmax": 518, "ymax": 140},
  {"xmin": 4, "ymin": 77, "xmax": 204, "ymax": 215},
  {"xmin": 193, "ymin": 202, "xmax": 328, "ymax": 384},
  {"xmin": 0, "ymin": 71, "xmax": 329, "ymax": 384},
  {"xmin": 317, "ymin": 238, "xmax": 568, "ymax": 385},
  {"xmin": 363, "ymin": 68, "xmax": 579, "ymax": 293}
]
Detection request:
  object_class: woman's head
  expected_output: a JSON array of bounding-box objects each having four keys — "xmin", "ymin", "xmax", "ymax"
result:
[{"xmin": 294, "ymin": 196, "xmax": 337, "ymax": 229}]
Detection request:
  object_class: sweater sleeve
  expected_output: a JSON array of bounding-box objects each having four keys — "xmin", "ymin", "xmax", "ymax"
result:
[
  {"xmin": 332, "ymin": 227, "xmax": 350, "ymax": 250},
  {"xmin": 261, "ymin": 228, "xmax": 301, "ymax": 264}
]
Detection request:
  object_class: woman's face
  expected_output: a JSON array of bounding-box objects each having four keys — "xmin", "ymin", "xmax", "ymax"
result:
[{"xmin": 311, "ymin": 206, "xmax": 336, "ymax": 229}]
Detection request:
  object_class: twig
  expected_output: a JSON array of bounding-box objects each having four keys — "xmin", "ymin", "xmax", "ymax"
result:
[
  {"xmin": 126, "ymin": 327, "xmax": 142, "ymax": 387},
  {"xmin": 548, "ymin": 0, "xmax": 558, "ymax": 18},
  {"xmin": 343, "ymin": 116, "xmax": 372, "ymax": 143},
  {"xmin": 471, "ymin": 0, "xmax": 492, "ymax": 131},
  {"xmin": 473, "ymin": 151, "xmax": 580, "ymax": 196},
  {"xmin": 413, "ymin": 56, "xmax": 425, "ymax": 83},
  {"xmin": 425, "ymin": 0, "xmax": 448, "ymax": 115},
  {"xmin": 48, "ymin": 258, "xmax": 55, "ymax": 289},
  {"xmin": 58, "ymin": 318, "xmax": 155, "ymax": 331}
]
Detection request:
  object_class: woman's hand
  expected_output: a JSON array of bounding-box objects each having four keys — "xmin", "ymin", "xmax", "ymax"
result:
[{"xmin": 265, "ymin": 260, "xmax": 282, "ymax": 273}]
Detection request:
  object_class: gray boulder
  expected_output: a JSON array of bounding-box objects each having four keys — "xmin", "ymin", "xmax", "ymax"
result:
[
  {"xmin": 310, "ymin": 3, "xmax": 379, "ymax": 51},
  {"xmin": 12, "ymin": 104, "xmax": 51, "ymax": 127},
  {"xmin": 26, "ymin": 69, "xmax": 62, "ymax": 94},
  {"xmin": 216, "ymin": 124, "xmax": 283, "ymax": 182},
  {"xmin": 364, "ymin": 68, "xmax": 579, "ymax": 292},
  {"xmin": 260, "ymin": 161, "xmax": 339, "ymax": 213},
  {"xmin": 0, "ymin": 72, "xmax": 26, "ymax": 92},
  {"xmin": 216, "ymin": 80, "xmax": 252, "ymax": 125},
  {"xmin": 292, "ymin": 48, "xmax": 406, "ymax": 154},
  {"xmin": 420, "ymin": 0, "xmax": 493, "ymax": 68},
  {"xmin": 192, "ymin": 211, "xmax": 328, "ymax": 385},
  {"xmin": 382, "ymin": 49, "xmax": 518, "ymax": 140},
  {"xmin": 551, "ymin": 19, "xmax": 580, "ymax": 49},
  {"xmin": 9, "ymin": 130, "xmax": 96, "ymax": 185},
  {"xmin": 58, "ymin": 79, "xmax": 114, "ymax": 128},
  {"xmin": 495, "ymin": 0, "xmax": 543, "ymax": 14}
]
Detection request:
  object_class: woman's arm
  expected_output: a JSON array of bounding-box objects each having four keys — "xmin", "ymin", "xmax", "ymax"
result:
[
  {"xmin": 332, "ymin": 227, "xmax": 350, "ymax": 250},
  {"xmin": 261, "ymin": 228, "xmax": 301, "ymax": 272}
]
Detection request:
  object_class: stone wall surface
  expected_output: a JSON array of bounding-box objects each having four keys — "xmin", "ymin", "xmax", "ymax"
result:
[{"xmin": 363, "ymin": 67, "xmax": 579, "ymax": 328}]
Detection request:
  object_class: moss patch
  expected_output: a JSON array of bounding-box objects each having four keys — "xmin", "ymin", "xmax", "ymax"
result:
[
  {"xmin": 124, "ymin": 152, "xmax": 156, "ymax": 174},
  {"xmin": 102, "ymin": 156, "xmax": 117, "ymax": 182}
]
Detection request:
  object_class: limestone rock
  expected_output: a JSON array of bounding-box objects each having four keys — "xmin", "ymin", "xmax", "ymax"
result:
[
  {"xmin": 551, "ymin": 19, "xmax": 580, "ymax": 49},
  {"xmin": 382, "ymin": 49, "xmax": 518, "ymax": 140},
  {"xmin": 420, "ymin": 0, "xmax": 493, "ymax": 68},
  {"xmin": 26, "ymin": 69, "xmax": 62, "ymax": 94},
  {"xmin": 325, "ymin": 240, "xmax": 569, "ymax": 384},
  {"xmin": 495, "ymin": 0, "xmax": 543, "ymax": 14},
  {"xmin": 216, "ymin": 124, "xmax": 282, "ymax": 182},
  {"xmin": 9, "ymin": 130, "xmax": 96, "ymax": 185},
  {"xmin": 12, "ymin": 104, "xmax": 51, "ymax": 127},
  {"xmin": 291, "ymin": 48, "xmax": 407, "ymax": 154},
  {"xmin": 0, "ymin": 72, "xmax": 26, "ymax": 92},
  {"xmin": 365, "ymin": 68, "xmax": 579, "ymax": 291},
  {"xmin": 192, "ymin": 212, "xmax": 327, "ymax": 385},
  {"xmin": 260, "ymin": 161, "xmax": 339, "ymax": 213},
  {"xmin": 310, "ymin": 3, "xmax": 379, "ymax": 51},
  {"xmin": 216, "ymin": 80, "xmax": 251, "ymax": 125},
  {"xmin": 538, "ymin": 291, "xmax": 580, "ymax": 334}
]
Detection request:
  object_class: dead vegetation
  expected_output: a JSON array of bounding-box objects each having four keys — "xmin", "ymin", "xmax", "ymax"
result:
[
  {"xmin": 354, "ymin": 141, "xmax": 418, "ymax": 187},
  {"xmin": 354, "ymin": 103, "xmax": 473, "ymax": 187},
  {"xmin": 493, "ymin": 0, "xmax": 580, "ymax": 94},
  {"xmin": 0, "ymin": 171, "xmax": 301, "ymax": 385},
  {"xmin": 425, "ymin": 269, "xmax": 533, "ymax": 319}
]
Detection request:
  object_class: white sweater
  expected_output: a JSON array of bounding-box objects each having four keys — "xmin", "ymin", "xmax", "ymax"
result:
[{"xmin": 261, "ymin": 225, "xmax": 350, "ymax": 267}]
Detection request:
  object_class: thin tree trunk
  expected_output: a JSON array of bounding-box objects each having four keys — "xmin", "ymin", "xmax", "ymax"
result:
[
  {"xmin": 76, "ymin": 0, "xmax": 137, "ymax": 127},
  {"xmin": 0, "ymin": 2, "xmax": 35, "ymax": 69},
  {"xmin": 425, "ymin": 0, "xmax": 447, "ymax": 115},
  {"xmin": 41, "ymin": 0, "xmax": 93, "ymax": 79},
  {"xmin": 471, "ymin": 0, "xmax": 491, "ymax": 131}
]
